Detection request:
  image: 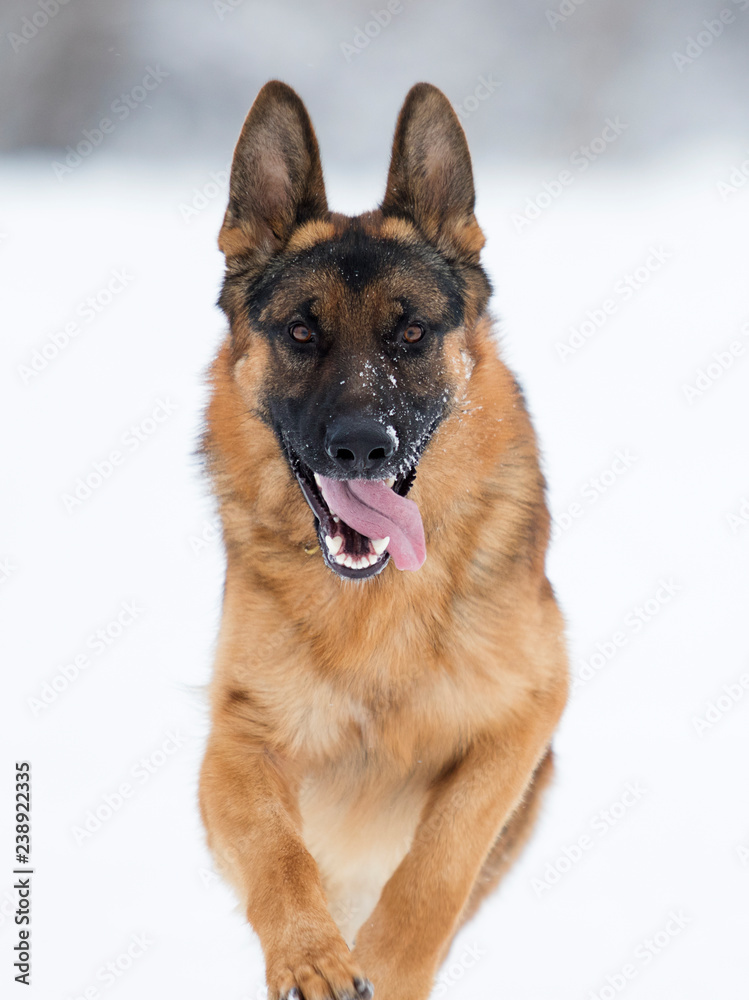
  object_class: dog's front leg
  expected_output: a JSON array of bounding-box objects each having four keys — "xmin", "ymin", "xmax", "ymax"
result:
[
  {"xmin": 352, "ymin": 703, "xmax": 564, "ymax": 1000},
  {"xmin": 200, "ymin": 730, "xmax": 373, "ymax": 1000}
]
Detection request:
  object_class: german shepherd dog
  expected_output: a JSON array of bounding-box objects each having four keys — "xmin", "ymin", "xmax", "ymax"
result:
[{"xmin": 199, "ymin": 81, "xmax": 568, "ymax": 1000}]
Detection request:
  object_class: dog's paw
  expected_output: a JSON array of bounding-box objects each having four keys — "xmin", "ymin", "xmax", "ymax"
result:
[
  {"xmin": 279, "ymin": 980, "xmax": 372, "ymax": 1000},
  {"xmin": 270, "ymin": 946, "xmax": 373, "ymax": 1000}
]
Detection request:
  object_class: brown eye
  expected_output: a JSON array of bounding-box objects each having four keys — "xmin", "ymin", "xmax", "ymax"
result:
[
  {"xmin": 289, "ymin": 323, "xmax": 313, "ymax": 343},
  {"xmin": 403, "ymin": 323, "xmax": 425, "ymax": 344}
]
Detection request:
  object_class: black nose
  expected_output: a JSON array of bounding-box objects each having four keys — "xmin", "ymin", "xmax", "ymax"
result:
[{"xmin": 325, "ymin": 418, "xmax": 395, "ymax": 475}]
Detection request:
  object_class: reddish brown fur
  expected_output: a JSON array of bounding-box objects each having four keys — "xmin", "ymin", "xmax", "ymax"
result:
[{"xmin": 199, "ymin": 81, "xmax": 568, "ymax": 1000}]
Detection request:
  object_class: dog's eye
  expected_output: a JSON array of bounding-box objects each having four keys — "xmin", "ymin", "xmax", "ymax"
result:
[
  {"xmin": 289, "ymin": 323, "xmax": 313, "ymax": 343},
  {"xmin": 403, "ymin": 323, "xmax": 425, "ymax": 344}
]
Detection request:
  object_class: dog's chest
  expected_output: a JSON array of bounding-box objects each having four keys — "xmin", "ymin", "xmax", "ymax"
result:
[
  {"xmin": 298, "ymin": 752, "xmax": 431, "ymax": 946},
  {"xmin": 290, "ymin": 643, "xmax": 509, "ymax": 942}
]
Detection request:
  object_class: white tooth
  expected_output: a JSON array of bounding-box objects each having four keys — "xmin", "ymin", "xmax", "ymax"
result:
[
  {"xmin": 333, "ymin": 515, "xmax": 340, "ymax": 523},
  {"xmin": 385, "ymin": 477, "xmax": 395, "ymax": 488},
  {"xmin": 314, "ymin": 472, "xmax": 321, "ymax": 485},
  {"xmin": 343, "ymin": 555, "xmax": 355, "ymax": 568},
  {"xmin": 366, "ymin": 553, "xmax": 379, "ymax": 566},
  {"xmin": 371, "ymin": 536, "xmax": 390, "ymax": 555},
  {"xmin": 325, "ymin": 535, "xmax": 343, "ymax": 555},
  {"xmin": 335, "ymin": 552, "xmax": 347, "ymax": 565}
]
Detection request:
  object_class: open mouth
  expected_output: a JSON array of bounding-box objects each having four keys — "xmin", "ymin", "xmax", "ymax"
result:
[{"xmin": 285, "ymin": 448, "xmax": 424, "ymax": 580}]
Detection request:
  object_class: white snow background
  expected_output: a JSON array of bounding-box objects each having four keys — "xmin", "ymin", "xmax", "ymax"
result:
[{"xmin": 2, "ymin": 140, "xmax": 748, "ymax": 1000}]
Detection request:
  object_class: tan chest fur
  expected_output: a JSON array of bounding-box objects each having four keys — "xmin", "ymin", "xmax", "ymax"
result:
[
  {"xmin": 299, "ymin": 756, "xmax": 430, "ymax": 945},
  {"xmin": 230, "ymin": 619, "xmax": 539, "ymax": 944}
]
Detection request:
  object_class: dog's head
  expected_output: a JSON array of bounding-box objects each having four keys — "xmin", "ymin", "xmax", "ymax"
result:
[{"xmin": 217, "ymin": 81, "xmax": 491, "ymax": 580}]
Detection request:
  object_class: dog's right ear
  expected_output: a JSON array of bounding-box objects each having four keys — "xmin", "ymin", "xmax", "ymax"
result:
[
  {"xmin": 381, "ymin": 83, "xmax": 484, "ymax": 264},
  {"xmin": 219, "ymin": 81, "xmax": 328, "ymax": 259}
]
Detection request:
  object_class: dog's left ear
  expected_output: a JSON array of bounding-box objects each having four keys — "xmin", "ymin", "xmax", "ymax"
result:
[
  {"xmin": 219, "ymin": 80, "xmax": 328, "ymax": 259},
  {"xmin": 381, "ymin": 83, "xmax": 484, "ymax": 264}
]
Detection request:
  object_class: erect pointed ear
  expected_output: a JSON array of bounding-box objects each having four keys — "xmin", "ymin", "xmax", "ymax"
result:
[
  {"xmin": 381, "ymin": 83, "xmax": 484, "ymax": 264},
  {"xmin": 219, "ymin": 80, "xmax": 328, "ymax": 259}
]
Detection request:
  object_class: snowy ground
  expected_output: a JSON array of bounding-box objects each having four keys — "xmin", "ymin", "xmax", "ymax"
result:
[{"xmin": 2, "ymin": 146, "xmax": 748, "ymax": 999}]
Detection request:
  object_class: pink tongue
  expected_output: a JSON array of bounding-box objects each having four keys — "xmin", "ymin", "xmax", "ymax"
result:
[{"xmin": 318, "ymin": 477, "xmax": 426, "ymax": 571}]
